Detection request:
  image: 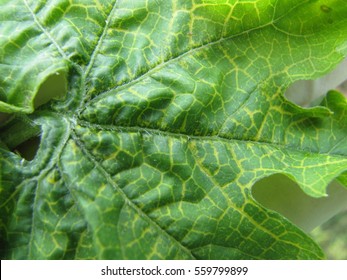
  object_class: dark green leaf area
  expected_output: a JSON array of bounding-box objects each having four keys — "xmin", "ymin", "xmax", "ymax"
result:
[
  {"xmin": 71, "ymin": 125, "xmax": 325, "ymax": 259},
  {"xmin": 1, "ymin": 0, "xmax": 347, "ymax": 260}
]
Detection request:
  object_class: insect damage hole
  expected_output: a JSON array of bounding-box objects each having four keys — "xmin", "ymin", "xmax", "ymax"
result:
[
  {"xmin": 13, "ymin": 135, "xmax": 41, "ymax": 161},
  {"xmin": 1, "ymin": 119, "xmax": 41, "ymax": 161},
  {"xmin": 251, "ymin": 173, "xmax": 347, "ymax": 232},
  {"xmin": 34, "ymin": 71, "xmax": 67, "ymax": 108},
  {"xmin": 285, "ymin": 58, "xmax": 347, "ymax": 107}
]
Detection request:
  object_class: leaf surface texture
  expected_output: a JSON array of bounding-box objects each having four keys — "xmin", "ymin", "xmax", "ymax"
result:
[{"xmin": 1, "ymin": 0, "xmax": 347, "ymax": 259}]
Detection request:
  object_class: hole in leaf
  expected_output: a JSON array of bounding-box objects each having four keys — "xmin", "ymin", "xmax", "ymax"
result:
[
  {"xmin": 12, "ymin": 135, "xmax": 41, "ymax": 161},
  {"xmin": 285, "ymin": 58, "xmax": 347, "ymax": 106},
  {"xmin": 34, "ymin": 71, "xmax": 67, "ymax": 108},
  {"xmin": 251, "ymin": 174, "xmax": 347, "ymax": 232},
  {"xmin": 0, "ymin": 118, "xmax": 41, "ymax": 161}
]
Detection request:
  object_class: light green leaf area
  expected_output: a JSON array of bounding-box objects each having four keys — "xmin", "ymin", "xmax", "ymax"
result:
[{"xmin": 1, "ymin": 0, "xmax": 347, "ymax": 259}]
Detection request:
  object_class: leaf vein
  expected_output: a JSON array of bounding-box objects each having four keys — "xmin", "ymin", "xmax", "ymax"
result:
[
  {"xmin": 23, "ymin": 0, "xmax": 70, "ymax": 61},
  {"xmin": 71, "ymin": 132, "xmax": 196, "ymax": 259}
]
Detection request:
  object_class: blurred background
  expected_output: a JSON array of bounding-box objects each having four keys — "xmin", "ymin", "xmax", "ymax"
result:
[
  {"xmin": 311, "ymin": 209, "xmax": 347, "ymax": 259},
  {"xmin": 310, "ymin": 79, "xmax": 347, "ymax": 260}
]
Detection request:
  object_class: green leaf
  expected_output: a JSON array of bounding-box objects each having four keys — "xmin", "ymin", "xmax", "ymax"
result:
[{"xmin": 1, "ymin": 0, "xmax": 347, "ymax": 259}]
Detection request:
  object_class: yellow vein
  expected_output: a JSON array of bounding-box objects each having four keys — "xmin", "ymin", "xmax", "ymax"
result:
[
  {"xmin": 77, "ymin": 120, "xmax": 347, "ymax": 159},
  {"xmin": 84, "ymin": 0, "xmax": 314, "ymax": 106},
  {"xmin": 84, "ymin": 0, "xmax": 119, "ymax": 79},
  {"xmin": 23, "ymin": 0, "xmax": 69, "ymax": 61},
  {"xmin": 71, "ymin": 132, "xmax": 196, "ymax": 259}
]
